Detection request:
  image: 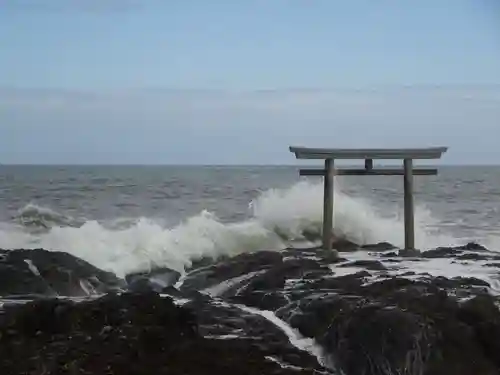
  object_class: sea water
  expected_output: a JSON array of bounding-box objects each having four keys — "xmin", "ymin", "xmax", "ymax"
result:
[{"xmin": 1, "ymin": 165, "xmax": 499, "ymax": 277}]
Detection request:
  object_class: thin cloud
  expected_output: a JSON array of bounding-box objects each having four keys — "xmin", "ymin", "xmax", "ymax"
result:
[
  {"xmin": 1, "ymin": 85, "xmax": 500, "ymax": 164},
  {"xmin": 1, "ymin": 85, "xmax": 499, "ymax": 116}
]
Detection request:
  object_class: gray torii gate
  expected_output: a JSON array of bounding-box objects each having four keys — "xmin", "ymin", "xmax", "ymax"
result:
[{"xmin": 289, "ymin": 146, "xmax": 448, "ymax": 254}]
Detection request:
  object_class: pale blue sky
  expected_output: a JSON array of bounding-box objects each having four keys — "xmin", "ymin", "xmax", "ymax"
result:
[{"xmin": 0, "ymin": 0, "xmax": 499, "ymax": 164}]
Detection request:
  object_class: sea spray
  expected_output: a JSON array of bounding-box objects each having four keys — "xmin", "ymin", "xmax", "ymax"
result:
[
  {"xmin": 0, "ymin": 181, "xmax": 458, "ymax": 277},
  {"xmin": 252, "ymin": 180, "xmax": 454, "ymax": 248},
  {"xmin": 14, "ymin": 203, "xmax": 85, "ymax": 229}
]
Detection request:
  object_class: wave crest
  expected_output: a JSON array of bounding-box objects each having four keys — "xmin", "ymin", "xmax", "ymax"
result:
[
  {"xmin": 14, "ymin": 203, "xmax": 84, "ymax": 230},
  {"xmin": 0, "ymin": 181, "xmax": 458, "ymax": 277}
]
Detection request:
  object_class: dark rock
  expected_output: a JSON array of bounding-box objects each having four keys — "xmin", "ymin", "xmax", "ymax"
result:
[
  {"xmin": 456, "ymin": 242, "xmax": 488, "ymax": 252},
  {"xmin": 383, "ymin": 258, "xmax": 402, "ymax": 263},
  {"xmin": 182, "ymin": 295, "xmax": 328, "ymax": 372},
  {"xmin": 361, "ymin": 242, "xmax": 397, "ymax": 251},
  {"xmin": 282, "ymin": 247, "xmax": 346, "ymax": 265},
  {"xmin": 219, "ymin": 259, "xmax": 329, "ymax": 310},
  {"xmin": 455, "ymin": 253, "xmax": 491, "ymax": 261},
  {"xmin": 320, "ymin": 298, "xmax": 500, "ymax": 375},
  {"xmin": 300, "ymin": 230, "xmax": 360, "ymax": 251},
  {"xmin": 422, "ymin": 247, "xmax": 462, "ymax": 258},
  {"xmin": 240, "ymin": 268, "xmax": 287, "ymax": 292},
  {"xmin": 450, "ymin": 276, "xmax": 490, "ymax": 288},
  {"xmin": 0, "ymin": 291, "xmax": 196, "ymax": 338},
  {"xmin": 401, "ymin": 271, "xmax": 417, "ymax": 276},
  {"xmin": 338, "ymin": 260, "xmax": 387, "ymax": 271},
  {"xmin": 245, "ymin": 259, "xmax": 327, "ymax": 292},
  {"xmin": 302, "ymin": 268, "xmax": 333, "ymax": 280},
  {"xmin": 125, "ymin": 267, "xmax": 181, "ymax": 293},
  {"xmin": 321, "ymin": 302, "xmax": 436, "ymax": 375},
  {"xmin": 361, "ymin": 277, "xmax": 426, "ymax": 298},
  {"xmin": 483, "ymin": 263, "xmax": 500, "ymax": 268},
  {"xmin": 281, "ymin": 247, "xmax": 317, "ymax": 258},
  {"xmin": 280, "ymin": 293, "xmax": 350, "ymax": 338},
  {"xmin": 0, "ymin": 248, "xmax": 123, "ymax": 297},
  {"xmin": 286, "ymin": 274, "xmax": 500, "ymax": 375},
  {"xmin": 421, "ymin": 243, "xmax": 490, "ymax": 260},
  {"xmin": 228, "ymin": 291, "xmax": 290, "ymax": 311},
  {"xmin": 457, "ymin": 295, "xmax": 500, "ymax": 369},
  {"xmin": 2, "ymin": 245, "xmax": 500, "ymax": 375},
  {"xmin": 179, "ymin": 251, "xmax": 283, "ymax": 293},
  {"xmin": 0, "ymin": 292, "xmax": 327, "ymax": 375},
  {"xmin": 332, "ymin": 238, "xmax": 359, "ymax": 251},
  {"xmin": 398, "ymin": 248, "xmax": 422, "ymax": 257},
  {"xmin": 315, "ymin": 250, "xmax": 347, "ymax": 264},
  {"xmin": 186, "ymin": 253, "xmax": 240, "ymax": 272},
  {"xmin": 160, "ymin": 285, "xmax": 185, "ymax": 297},
  {"xmin": 303, "ymin": 271, "xmax": 371, "ymax": 293}
]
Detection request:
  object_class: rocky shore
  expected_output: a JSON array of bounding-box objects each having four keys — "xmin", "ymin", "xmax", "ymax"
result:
[{"xmin": 1, "ymin": 241, "xmax": 500, "ymax": 375}]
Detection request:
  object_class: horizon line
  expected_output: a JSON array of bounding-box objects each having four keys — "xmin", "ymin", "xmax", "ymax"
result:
[{"xmin": 1, "ymin": 163, "xmax": 499, "ymax": 167}]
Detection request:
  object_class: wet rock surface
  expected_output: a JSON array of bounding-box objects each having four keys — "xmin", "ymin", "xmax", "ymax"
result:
[
  {"xmin": 125, "ymin": 267, "xmax": 181, "ymax": 293},
  {"xmin": 0, "ymin": 249, "xmax": 123, "ymax": 297},
  {"xmin": 0, "ymin": 292, "xmax": 323, "ymax": 375},
  {"xmin": 1, "ymin": 242, "xmax": 500, "ymax": 374}
]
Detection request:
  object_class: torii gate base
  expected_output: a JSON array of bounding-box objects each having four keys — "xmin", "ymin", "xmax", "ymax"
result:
[{"xmin": 289, "ymin": 146, "xmax": 448, "ymax": 254}]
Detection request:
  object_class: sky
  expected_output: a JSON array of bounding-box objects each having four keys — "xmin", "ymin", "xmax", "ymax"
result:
[{"xmin": 0, "ymin": 0, "xmax": 499, "ymax": 164}]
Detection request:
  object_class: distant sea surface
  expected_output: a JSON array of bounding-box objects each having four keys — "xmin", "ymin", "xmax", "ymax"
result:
[{"xmin": 1, "ymin": 165, "xmax": 499, "ymax": 276}]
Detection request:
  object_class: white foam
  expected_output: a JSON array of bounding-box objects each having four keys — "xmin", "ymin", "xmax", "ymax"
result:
[
  {"xmin": 24, "ymin": 259, "xmax": 41, "ymax": 277},
  {"xmin": 15, "ymin": 203, "xmax": 83, "ymax": 228},
  {"xmin": 234, "ymin": 303, "xmax": 330, "ymax": 368},
  {"xmin": 325, "ymin": 250, "xmax": 500, "ymax": 295},
  {"xmin": 252, "ymin": 180, "xmax": 456, "ymax": 249},
  {"xmin": 265, "ymin": 356, "xmax": 305, "ymax": 371},
  {"xmin": 78, "ymin": 279, "xmax": 97, "ymax": 296},
  {"xmin": 158, "ymin": 294, "xmax": 191, "ymax": 306},
  {"xmin": 205, "ymin": 334, "xmax": 241, "ymax": 340},
  {"xmin": 0, "ymin": 213, "xmax": 283, "ymax": 278},
  {"xmin": 397, "ymin": 257, "xmax": 500, "ymax": 294},
  {"xmin": 202, "ymin": 270, "xmax": 267, "ymax": 297},
  {"xmin": 0, "ymin": 180, "xmax": 477, "ymax": 277}
]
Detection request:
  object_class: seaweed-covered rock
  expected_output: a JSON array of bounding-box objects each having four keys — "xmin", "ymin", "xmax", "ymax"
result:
[
  {"xmin": 2, "ymin": 242, "xmax": 500, "ymax": 375},
  {"xmin": 279, "ymin": 274, "xmax": 500, "ymax": 375},
  {"xmin": 0, "ymin": 292, "xmax": 326, "ymax": 375}
]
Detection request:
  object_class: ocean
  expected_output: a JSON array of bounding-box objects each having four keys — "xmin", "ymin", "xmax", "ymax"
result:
[
  {"xmin": 2, "ymin": 164, "xmax": 500, "ymax": 374},
  {"xmin": 1, "ymin": 164, "xmax": 499, "ymax": 277}
]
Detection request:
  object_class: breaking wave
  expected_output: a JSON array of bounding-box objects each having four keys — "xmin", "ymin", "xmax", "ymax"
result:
[
  {"xmin": 13, "ymin": 203, "xmax": 85, "ymax": 229},
  {"xmin": 0, "ymin": 181, "xmax": 463, "ymax": 277}
]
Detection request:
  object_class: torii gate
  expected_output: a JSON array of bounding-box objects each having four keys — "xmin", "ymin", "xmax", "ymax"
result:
[{"xmin": 289, "ymin": 146, "xmax": 448, "ymax": 254}]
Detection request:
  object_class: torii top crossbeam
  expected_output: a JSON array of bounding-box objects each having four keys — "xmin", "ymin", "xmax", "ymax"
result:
[
  {"xmin": 289, "ymin": 146, "xmax": 448, "ymax": 160},
  {"xmin": 289, "ymin": 146, "xmax": 448, "ymax": 255}
]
